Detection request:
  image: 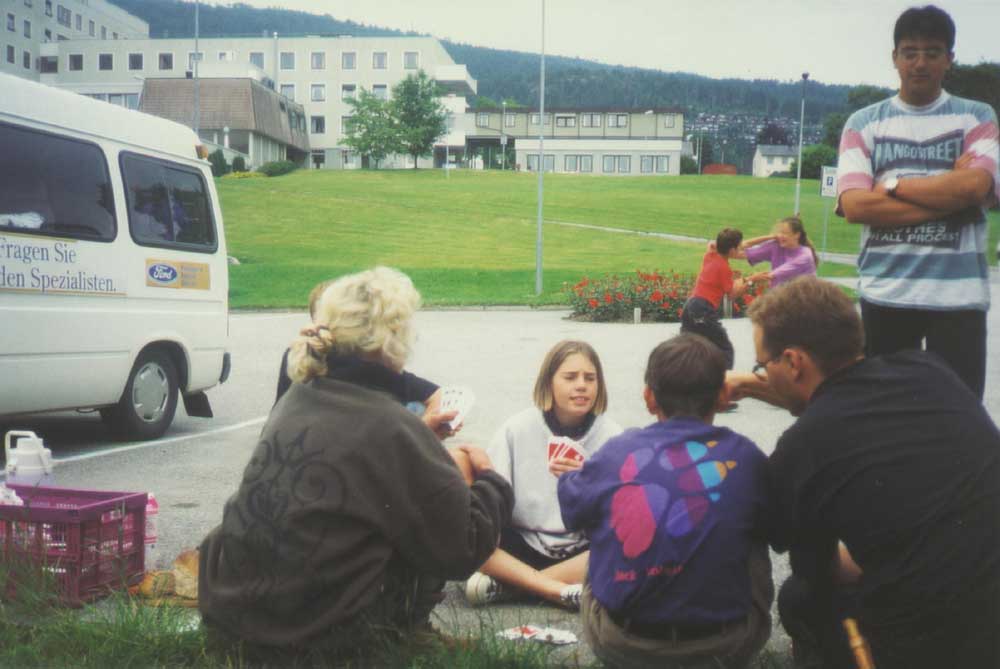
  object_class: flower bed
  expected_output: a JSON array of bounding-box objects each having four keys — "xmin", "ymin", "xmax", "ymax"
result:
[{"xmin": 563, "ymin": 270, "xmax": 766, "ymax": 322}]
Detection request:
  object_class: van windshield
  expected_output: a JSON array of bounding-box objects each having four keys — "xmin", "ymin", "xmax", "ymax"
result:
[{"xmin": 0, "ymin": 123, "xmax": 116, "ymax": 241}]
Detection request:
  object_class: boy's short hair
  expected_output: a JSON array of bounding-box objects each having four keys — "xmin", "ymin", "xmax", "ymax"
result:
[
  {"xmin": 894, "ymin": 5, "xmax": 955, "ymax": 51},
  {"xmin": 716, "ymin": 228, "xmax": 744, "ymax": 256},
  {"xmin": 747, "ymin": 277, "xmax": 863, "ymax": 376},
  {"xmin": 644, "ymin": 334, "xmax": 726, "ymax": 419}
]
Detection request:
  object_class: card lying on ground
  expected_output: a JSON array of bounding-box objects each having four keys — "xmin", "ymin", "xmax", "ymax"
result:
[
  {"xmin": 438, "ymin": 386, "xmax": 475, "ymax": 431},
  {"xmin": 547, "ymin": 437, "xmax": 584, "ymax": 463},
  {"xmin": 497, "ymin": 624, "xmax": 578, "ymax": 645}
]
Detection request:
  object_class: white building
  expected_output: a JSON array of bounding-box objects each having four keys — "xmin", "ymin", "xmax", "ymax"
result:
[{"xmin": 752, "ymin": 144, "xmax": 796, "ymax": 178}]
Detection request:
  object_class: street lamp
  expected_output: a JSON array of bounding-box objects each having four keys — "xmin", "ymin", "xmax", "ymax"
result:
[
  {"xmin": 193, "ymin": 0, "xmax": 200, "ymax": 136},
  {"xmin": 501, "ymin": 100, "xmax": 507, "ymax": 171},
  {"xmin": 793, "ymin": 72, "xmax": 809, "ymax": 214},
  {"xmin": 721, "ymin": 139, "xmax": 728, "ymax": 165},
  {"xmin": 535, "ymin": 0, "xmax": 545, "ymax": 296}
]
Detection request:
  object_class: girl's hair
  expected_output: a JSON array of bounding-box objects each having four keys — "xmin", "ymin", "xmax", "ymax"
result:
[
  {"xmin": 532, "ymin": 340, "xmax": 608, "ymax": 415},
  {"xmin": 779, "ymin": 216, "xmax": 819, "ymax": 266},
  {"xmin": 287, "ymin": 267, "xmax": 421, "ymax": 384}
]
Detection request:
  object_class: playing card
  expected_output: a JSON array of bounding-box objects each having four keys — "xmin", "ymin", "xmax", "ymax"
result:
[
  {"xmin": 438, "ymin": 386, "xmax": 475, "ymax": 430},
  {"xmin": 548, "ymin": 437, "xmax": 584, "ymax": 463},
  {"xmin": 497, "ymin": 625, "xmax": 578, "ymax": 645}
]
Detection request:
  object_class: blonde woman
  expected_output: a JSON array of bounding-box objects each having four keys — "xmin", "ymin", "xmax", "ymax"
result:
[{"xmin": 200, "ymin": 267, "xmax": 513, "ymax": 661}]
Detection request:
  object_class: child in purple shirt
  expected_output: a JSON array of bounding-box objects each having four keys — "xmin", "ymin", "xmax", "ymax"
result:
[
  {"xmin": 558, "ymin": 333, "xmax": 773, "ymax": 669},
  {"xmin": 743, "ymin": 216, "xmax": 818, "ymax": 287}
]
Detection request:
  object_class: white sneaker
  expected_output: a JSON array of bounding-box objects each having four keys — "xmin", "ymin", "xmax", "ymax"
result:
[
  {"xmin": 559, "ymin": 583, "xmax": 583, "ymax": 610},
  {"xmin": 464, "ymin": 572, "xmax": 505, "ymax": 606}
]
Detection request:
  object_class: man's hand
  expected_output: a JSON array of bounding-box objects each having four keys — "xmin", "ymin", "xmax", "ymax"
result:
[
  {"xmin": 548, "ymin": 456, "xmax": 584, "ymax": 478},
  {"xmin": 424, "ymin": 409, "xmax": 459, "ymax": 440},
  {"xmin": 725, "ymin": 371, "xmax": 789, "ymax": 409}
]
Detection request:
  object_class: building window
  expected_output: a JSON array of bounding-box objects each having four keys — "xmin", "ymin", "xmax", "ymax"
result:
[
  {"xmin": 187, "ymin": 52, "xmax": 203, "ymax": 71},
  {"xmin": 217, "ymin": 51, "xmax": 233, "ymax": 62},
  {"xmin": 476, "ymin": 112, "xmax": 490, "ymax": 127},
  {"xmin": 310, "ymin": 84, "xmax": 326, "ymax": 102},
  {"xmin": 128, "ymin": 53, "xmax": 143, "ymax": 71},
  {"xmin": 581, "ymin": 113, "xmax": 601, "ymax": 128},
  {"xmin": 311, "ymin": 116, "xmax": 325, "ymax": 134},
  {"xmin": 403, "ymin": 51, "xmax": 418, "ymax": 69},
  {"xmin": 656, "ymin": 156, "xmax": 669, "ymax": 173},
  {"xmin": 100, "ymin": 26, "xmax": 106, "ymax": 39},
  {"xmin": 530, "ymin": 113, "xmax": 551, "ymax": 126},
  {"xmin": 555, "ymin": 115, "xmax": 576, "ymax": 128},
  {"xmin": 23, "ymin": 19, "xmax": 30, "ymax": 38},
  {"xmin": 124, "ymin": 93, "xmax": 139, "ymax": 110},
  {"xmin": 372, "ymin": 51, "xmax": 387, "ymax": 69},
  {"xmin": 280, "ymin": 51, "xmax": 295, "ymax": 70},
  {"xmin": 372, "ymin": 84, "xmax": 387, "ymax": 100},
  {"xmin": 56, "ymin": 5, "xmax": 70, "ymax": 27},
  {"xmin": 504, "ymin": 113, "xmax": 516, "ymax": 128},
  {"xmin": 310, "ymin": 51, "xmax": 325, "ymax": 69},
  {"xmin": 607, "ymin": 114, "xmax": 628, "ymax": 128},
  {"xmin": 341, "ymin": 84, "xmax": 355, "ymax": 100},
  {"xmin": 280, "ymin": 84, "xmax": 294, "ymax": 101},
  {"xmin": 565, "ymin": 155, "xmax": 578, "ymax": 172},
  {"xmin": 641, "ymin": 156, "xmax": 654, "ymax": 173},
  {"xmin": 5, "ymin": 45, "xmax": 13, "ymax": 64},
  {"xmin": 158, "ymin": 53, "xmax": 172, "ymax": 70},
  {"xmin": 311, "ymin": 150, "xmax": 326, "ymax": 169},
  {"xmin": 45, "ymin": 0, "xmax": 52, "ymax": 16},
  {"xmin": 248, "ymin": 51, "xmax": 264, "ymax": 68},
  {"xmin": 75, "ymin": 13, "xmax": 81, "ymax": 31},
  {"xmin": 618, "ymin": 156, "xmax": 631, "ymax": 173},
  {"xmin": 766, "ymin": 156, "xmax": 774, "ymax": 165},
  {"xmin": 580, "ymin": 155, "xmax": 593, "ymax": 172},
  {"xmin": 664, "ymin": 114, "xmax": 676, "ymax": 128},
  {"xmin": 526, "ymin": 154, "xmax": 554, "ymax": 172},
  {"xmin": 341, "ymin": 116, "xmax": 353, "ymax": 134},
  {"xmin": 22, "ymin": 49, "xmax": 30, "ymax": 69},
  {"xmin": 342, "ymin": 51, "xmax": 355, "ymax": 69},
  {"xmin": 602, "ymin": 156, "xmax": 614, "ymax": 173},
  {"xmin": 44, "ymin": 28, "xmax": 52, "ymax": 41},
  {"xmin": 98, "ymin": 53, "xmax": 113, "ymax": 71},
  {"xmin": 7, "ymin": 13, "xmax": 15, "ymax": 33},
  {"xmin": 39, "ymin": 55, "xmax": 57, "ymax": 73},
  {"xmin": 88, "ymin": 19, "xmax": 94, "ymax": 36},
  {"xmin": 68, "ymin": 53, "xmax": 82, "ymax": 70}
]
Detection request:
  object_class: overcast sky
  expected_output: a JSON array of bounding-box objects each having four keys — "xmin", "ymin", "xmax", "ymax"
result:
[{"xmin": 198, "ymin": 1, "xmax": 999, "ymax": 88}]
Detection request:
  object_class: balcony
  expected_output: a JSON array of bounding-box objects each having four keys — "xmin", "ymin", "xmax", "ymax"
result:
[{"xmin": 434, "ymin": 64, "xmax": 476, "ymax": 97}]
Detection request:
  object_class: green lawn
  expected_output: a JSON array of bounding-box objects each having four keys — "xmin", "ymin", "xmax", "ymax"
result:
[{"xmin": 220, "ymin": 170, "xmax": 996, "ymax": 309}]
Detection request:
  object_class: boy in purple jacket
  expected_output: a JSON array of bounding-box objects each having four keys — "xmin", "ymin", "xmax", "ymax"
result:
[{"xmin": 558, "ymin": 333, "xmax": 773, "ymax": 668}]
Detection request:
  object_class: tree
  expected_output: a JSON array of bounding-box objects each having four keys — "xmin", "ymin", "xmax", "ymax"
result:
[
  {"xmin": 208, "ymin": 149, "xmax": 228, "ymax": 177},
  {"xmin": 944, "ymin": 62, "xmax": 1000, "ymax": 121},
  {"xmin": 756, "ymin": 122, "xmax": 790, "ymax": 146},
  {"xmin": 471, "ymin": 95, "xmax": 499, "ymax": 109},
  {"xmin": 789, "ymin": 144, "xmax": 838, "ymax": 179},
  {"xmin": 392, "ymin": 71, "xmax": 449, "ymax": 169},
  {"xmin": 680, "ymin": 156, "xmax": 699, "ymax": 174},
  {"xmin": 822, "ymin": 112, "xmax": 848, "ymax": 148},
  {"xmin": 847, "ymin": 85, "xmax": 890, "ymax": 111},
  {"xmin": 343, "ymin": 89, "xmax": 399, "ymax": 169}
]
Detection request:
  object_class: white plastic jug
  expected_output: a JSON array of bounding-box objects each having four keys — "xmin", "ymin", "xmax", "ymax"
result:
[{"xmin": 4, "ymin": 430, "xmax": 54, "ymax": 487}]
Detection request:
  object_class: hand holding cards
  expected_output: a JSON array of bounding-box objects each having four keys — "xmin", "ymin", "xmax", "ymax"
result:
[
  {"xmin": 438, "ymin": 386, "xmax": 475, "ymax": 432},
  {"xmin": 547, "ymin": 437, "xmax": 585, "ymax": 477}
]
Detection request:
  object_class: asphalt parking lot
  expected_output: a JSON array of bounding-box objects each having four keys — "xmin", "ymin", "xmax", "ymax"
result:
[{"xmin": 4, "ymin": 271, "xmax": 1000, "ymax": 664}]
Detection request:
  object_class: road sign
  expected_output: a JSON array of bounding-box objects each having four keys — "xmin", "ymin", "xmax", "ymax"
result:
[
  {"xmin": 500, "ymin": 134, "xmax": 508, "ymax": 146},
  {"xmin": 821, "ymin": 166, "xmax": 837, "ymax": 198}
]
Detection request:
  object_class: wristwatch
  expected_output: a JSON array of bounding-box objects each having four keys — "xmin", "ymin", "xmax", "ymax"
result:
[{"xmin": 883, "ymin": 176, "xmax": 900, "ymax": 197}]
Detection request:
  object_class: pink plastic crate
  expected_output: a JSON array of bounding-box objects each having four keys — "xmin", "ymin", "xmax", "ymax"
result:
[{"xmin": 0, "ymin": 486, "xmax": 147, "ymax": 606}]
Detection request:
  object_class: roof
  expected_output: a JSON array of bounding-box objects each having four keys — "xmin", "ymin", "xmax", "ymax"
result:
[
  {"xmin": 0, "ymin": 72, "xmax": 201, "ymax": 163},
  {"xmin": 139, "ymin": 78, "xmax": 310, "ymax": 152},
  {"xmin": 756, "ymin": 144, "xmax": 797, "ymax": 157},
  {"xmin": 467, "ymin": 106, "xmax": 685, "ymax": 115}
]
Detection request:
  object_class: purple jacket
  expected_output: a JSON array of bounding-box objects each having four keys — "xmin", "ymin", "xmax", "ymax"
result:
[{"xmin": 745, "ymin": 240, "xmax": 816, "ymax": 286}]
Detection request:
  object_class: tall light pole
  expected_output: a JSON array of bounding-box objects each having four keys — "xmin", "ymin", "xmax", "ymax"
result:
[
  {"xmin": 793, "ymin": 72, "xmax": 809, "ymax": 214},
  {"xmin": 535, "ymin": 0, "xmax": 545, "ymax": 296},
  {"xmin": 193, "ymin": 0, "xmax": 200, "ymax": 137},
  {"xmin": 501, "ymin": 99, "xmax": 507, "ymax": 171}
]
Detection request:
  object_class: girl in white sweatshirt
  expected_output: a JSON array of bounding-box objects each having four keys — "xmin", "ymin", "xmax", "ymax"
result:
[{"xmin": 465, "ymin": 340, "xmax": 622, "ymax": 608}]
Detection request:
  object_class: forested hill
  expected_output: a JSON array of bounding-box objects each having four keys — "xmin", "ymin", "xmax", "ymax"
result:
[{"xmin": 108, "ymin": 0, "xmax": 853, "ymax": 121}]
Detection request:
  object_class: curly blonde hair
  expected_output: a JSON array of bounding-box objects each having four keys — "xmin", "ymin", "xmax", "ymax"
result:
[{"xmin": 287, "ymin": 267, "xmax": 421, "ymax": 384}]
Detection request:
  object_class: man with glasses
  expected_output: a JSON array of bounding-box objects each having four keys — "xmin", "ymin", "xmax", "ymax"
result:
[
  {"xmin": 836, "ymin": 5, "xmax": 999, "ymax": 400},
  {"xmin": 730, "ymin": 277, "xmax": 1000, "ymax": 668}
]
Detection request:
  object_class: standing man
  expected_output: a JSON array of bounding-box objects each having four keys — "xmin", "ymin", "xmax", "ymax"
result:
[
  {"xmin": 837, "ymin": 5, "xmax": 999, "ymax": 399},
  {"xmin": 732, "ymin": 277, "xmax": 1000, "ymax": 669}
]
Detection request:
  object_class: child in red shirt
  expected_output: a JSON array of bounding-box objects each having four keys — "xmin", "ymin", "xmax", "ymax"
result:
[{"xmin": 680, "ymin": 228, "xmax": 747, "ymax": 369}]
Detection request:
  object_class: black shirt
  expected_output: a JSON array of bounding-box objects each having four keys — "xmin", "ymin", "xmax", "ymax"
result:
[{"xmin": 769, "ymin": 351, "xmax": 1000, "ymax": 626}]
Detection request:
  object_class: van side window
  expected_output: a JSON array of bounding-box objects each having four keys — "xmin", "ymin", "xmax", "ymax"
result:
[
  {"xmin": 0, "ymin": 122, "xmax": 116, "ymax": 241},
  {"xmin": 121, "ymin": 153, "xmax": 216, "ymax": 252}
]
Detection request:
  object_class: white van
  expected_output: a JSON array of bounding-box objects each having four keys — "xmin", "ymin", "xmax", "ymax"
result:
[{"xmin": 0, "ymin": 73, "xmax": 230, "ymax": 440}]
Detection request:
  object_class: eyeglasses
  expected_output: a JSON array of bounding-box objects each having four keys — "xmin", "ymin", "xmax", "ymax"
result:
[
  {"xmin": 898, "ymin": 47, "xmax": 947, "ymax": 62},
  {"xmin": 752, "ymin": 353, "xmax": 783, "ymax": 379}
]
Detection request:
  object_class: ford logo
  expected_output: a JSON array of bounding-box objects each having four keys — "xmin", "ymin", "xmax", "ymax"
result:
[{"xmin": 148, "ymin": 263, "xmax": 178, "ymax": 284}]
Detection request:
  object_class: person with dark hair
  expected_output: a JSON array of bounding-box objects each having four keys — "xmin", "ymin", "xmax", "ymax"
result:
[
  {"xmin": 557, "ymin": 333, "xmax": 773, "ymax": 669},
  {"xmin": 836, "ymin": 4, "xmax": 999, "ymax": 400},
  {"xmin": 681, "ymin": 227, "xmax": 748, "ymax": 369},
  {"xmin": 742, "ymin": 216, "xmax": 818, "ymax": 287},
  {"xmin": 732, "ymin": 277, "xmax": 1000, "ymax": 669}
]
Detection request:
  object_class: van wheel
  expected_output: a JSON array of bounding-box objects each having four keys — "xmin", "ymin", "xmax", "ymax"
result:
[{"xmin": 103, "ymin": 350, "xmax": 179, "ymax": 441}]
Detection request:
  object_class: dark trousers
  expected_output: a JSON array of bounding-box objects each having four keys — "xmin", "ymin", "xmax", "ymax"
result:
[
  {"xmin": 859, "ymin": 299, "xmax": 986, "ymax": 400},
  {"xmin": 778, "ymin": 574, "xmax": 1000, "ymax": 669},
  {"xmin": 681, "ymin": 297, "xmax": 735, "ymax": 370}
]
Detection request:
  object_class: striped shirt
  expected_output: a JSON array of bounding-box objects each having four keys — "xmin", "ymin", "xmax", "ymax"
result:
[{"xmin": 836, "ymin": 91, "xmax": 999, "ymax": 311}]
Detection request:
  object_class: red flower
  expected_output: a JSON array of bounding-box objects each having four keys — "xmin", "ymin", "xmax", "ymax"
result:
[
  {"xmin": 676, "ymin": 307, "xmax": 683, "ymax": 316},
  {"xmin": 662, "ymin": 301, "xmax": 671, "ymax": 309},
  {"xmin": 650, "ymin": 290, "xmax": 664, "ymax": 302},
  {"xmin": 604, "ymin": 293, "xmax": 613, "ymax": 304},
  {"xmin": 670, "ymin": 290, "xmax": 678, "ymax": 298},
  {"xmin": 615, "ymin": 292, "xmax": 624, "ymax": 301}
]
